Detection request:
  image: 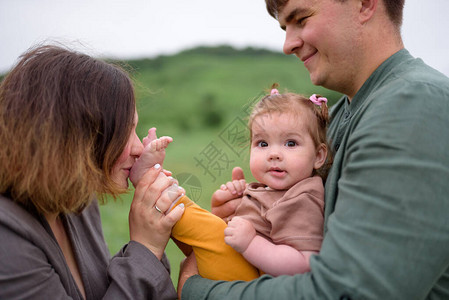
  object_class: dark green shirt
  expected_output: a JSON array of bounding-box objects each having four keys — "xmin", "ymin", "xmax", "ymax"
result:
[{"xmin": 182, "ymin": 49, "xmax": 449, "ymax": 299}]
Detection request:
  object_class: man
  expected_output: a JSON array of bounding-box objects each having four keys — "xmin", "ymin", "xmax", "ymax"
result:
[{"xmin": 179, "ymin": 0, "xmax": 449, "ymax": 298}]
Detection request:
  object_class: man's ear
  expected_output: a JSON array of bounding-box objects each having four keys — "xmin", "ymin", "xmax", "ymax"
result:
[
  {"xmin": 359, "ymin": 0, "xmax": 378, "ymax": 24},
  {"xmin": 314, "ymin": 144, "xmax": 327, "ymax": 170}
]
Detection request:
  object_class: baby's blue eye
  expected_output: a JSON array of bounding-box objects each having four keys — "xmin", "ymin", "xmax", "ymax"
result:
[
  {"xmin": 258, "ymin": 141, "xmax": 268, "ymax": 147},
  {"xmin": 285, "ymin": 140, "xmax": 297, "ymax": 147}
]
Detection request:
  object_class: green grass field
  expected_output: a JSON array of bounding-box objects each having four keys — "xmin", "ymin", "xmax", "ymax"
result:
[{"xmin": 99, "ymin": 45, "xmax": 342, "ymax": 283}]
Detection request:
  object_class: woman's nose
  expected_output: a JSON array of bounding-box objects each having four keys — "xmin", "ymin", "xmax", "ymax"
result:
[
  {"xmin": 130, "ymin": 132, "xmax": 144, "ymax": 157},
  {"xmin": 283, "ymin": 27, "xmax": 304, "ymax": 55}
]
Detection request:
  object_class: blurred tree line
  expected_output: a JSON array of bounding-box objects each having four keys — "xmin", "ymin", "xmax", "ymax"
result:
[{"xmin": 114, "ymin": 45, "xmax": 341, "ymax": 138}]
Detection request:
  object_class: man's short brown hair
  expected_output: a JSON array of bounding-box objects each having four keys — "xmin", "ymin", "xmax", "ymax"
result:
[{"xmin": 265, "ymin": 0, "xmax": 405, "ymax": 27}]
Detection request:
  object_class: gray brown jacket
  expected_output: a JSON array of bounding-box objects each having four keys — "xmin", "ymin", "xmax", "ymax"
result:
[{"xmin": 0, "ymin": 194, "xmax": 177, "ymax": 299}]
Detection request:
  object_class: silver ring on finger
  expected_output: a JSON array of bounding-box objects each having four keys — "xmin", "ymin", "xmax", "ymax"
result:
[{"xmin": 155, "ymin": 205, "xmax": 163, "ymax": 214}]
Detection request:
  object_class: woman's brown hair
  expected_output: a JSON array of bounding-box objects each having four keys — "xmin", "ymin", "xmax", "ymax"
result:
[{"xmin": 0, "ymin": 44, "xmax": 136, "ymax": 214}]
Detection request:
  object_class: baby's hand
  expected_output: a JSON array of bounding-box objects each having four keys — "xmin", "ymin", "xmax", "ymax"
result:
[
  {"xmin": 129, "ymin": 128, "xmax": 173, "ymax": 186},
  {"xmin": 211, "ymin": 167, "xmax": 246, "ymax": 220},
  {"xmin": 219, "ymin": 178, "xmax": 247, "ymax": 197},
  {"xmin": 212, "ymin": 178, "xmax": 247, "ymax": 206},
  {"xmin": 224, "ymin": 216, "xmax": 256, "ymax": 253},
  {"xmin": 211, "ymin": 178, "xmax": 247, "ymax": 222}
]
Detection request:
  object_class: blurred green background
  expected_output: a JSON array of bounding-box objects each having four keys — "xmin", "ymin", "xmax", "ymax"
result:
[{"xmin": 99, "ymin": 45, "xmax": 342, "ymax": 283}]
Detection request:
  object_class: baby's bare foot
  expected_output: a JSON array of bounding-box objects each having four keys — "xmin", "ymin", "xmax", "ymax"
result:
[{"xmin": 129, "ymin": 128, "xmax": 173, "ymax": 186}]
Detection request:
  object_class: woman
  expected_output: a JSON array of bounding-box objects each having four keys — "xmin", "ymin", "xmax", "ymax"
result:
[{"xmin": 0, "ymin": 44, "xmax": 184, "ymax": 299}]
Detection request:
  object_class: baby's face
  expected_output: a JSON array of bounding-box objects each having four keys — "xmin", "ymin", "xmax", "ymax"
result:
[{"xmin": 249, "ymin": 112, "xmax": 321, "ymax": 190}]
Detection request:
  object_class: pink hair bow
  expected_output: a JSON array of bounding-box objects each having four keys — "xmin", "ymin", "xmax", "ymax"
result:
[
  {"xmin": 270, "ymin": 88, "xmax": 280, "ymax": 95},
  {"xmin": 309, "ymin": 94, "xmax": 328, "ymax": 106}
]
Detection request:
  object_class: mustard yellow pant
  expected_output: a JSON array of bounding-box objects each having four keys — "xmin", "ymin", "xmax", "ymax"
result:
[{"xmin": 171, "ymin": 196, "xmax": 260, "ymax": 281}]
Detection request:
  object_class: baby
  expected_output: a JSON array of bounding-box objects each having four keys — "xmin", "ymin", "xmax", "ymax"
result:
[{"xmin": 130, "ymin": 86, "xmax": 330, "ymax": 279}]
